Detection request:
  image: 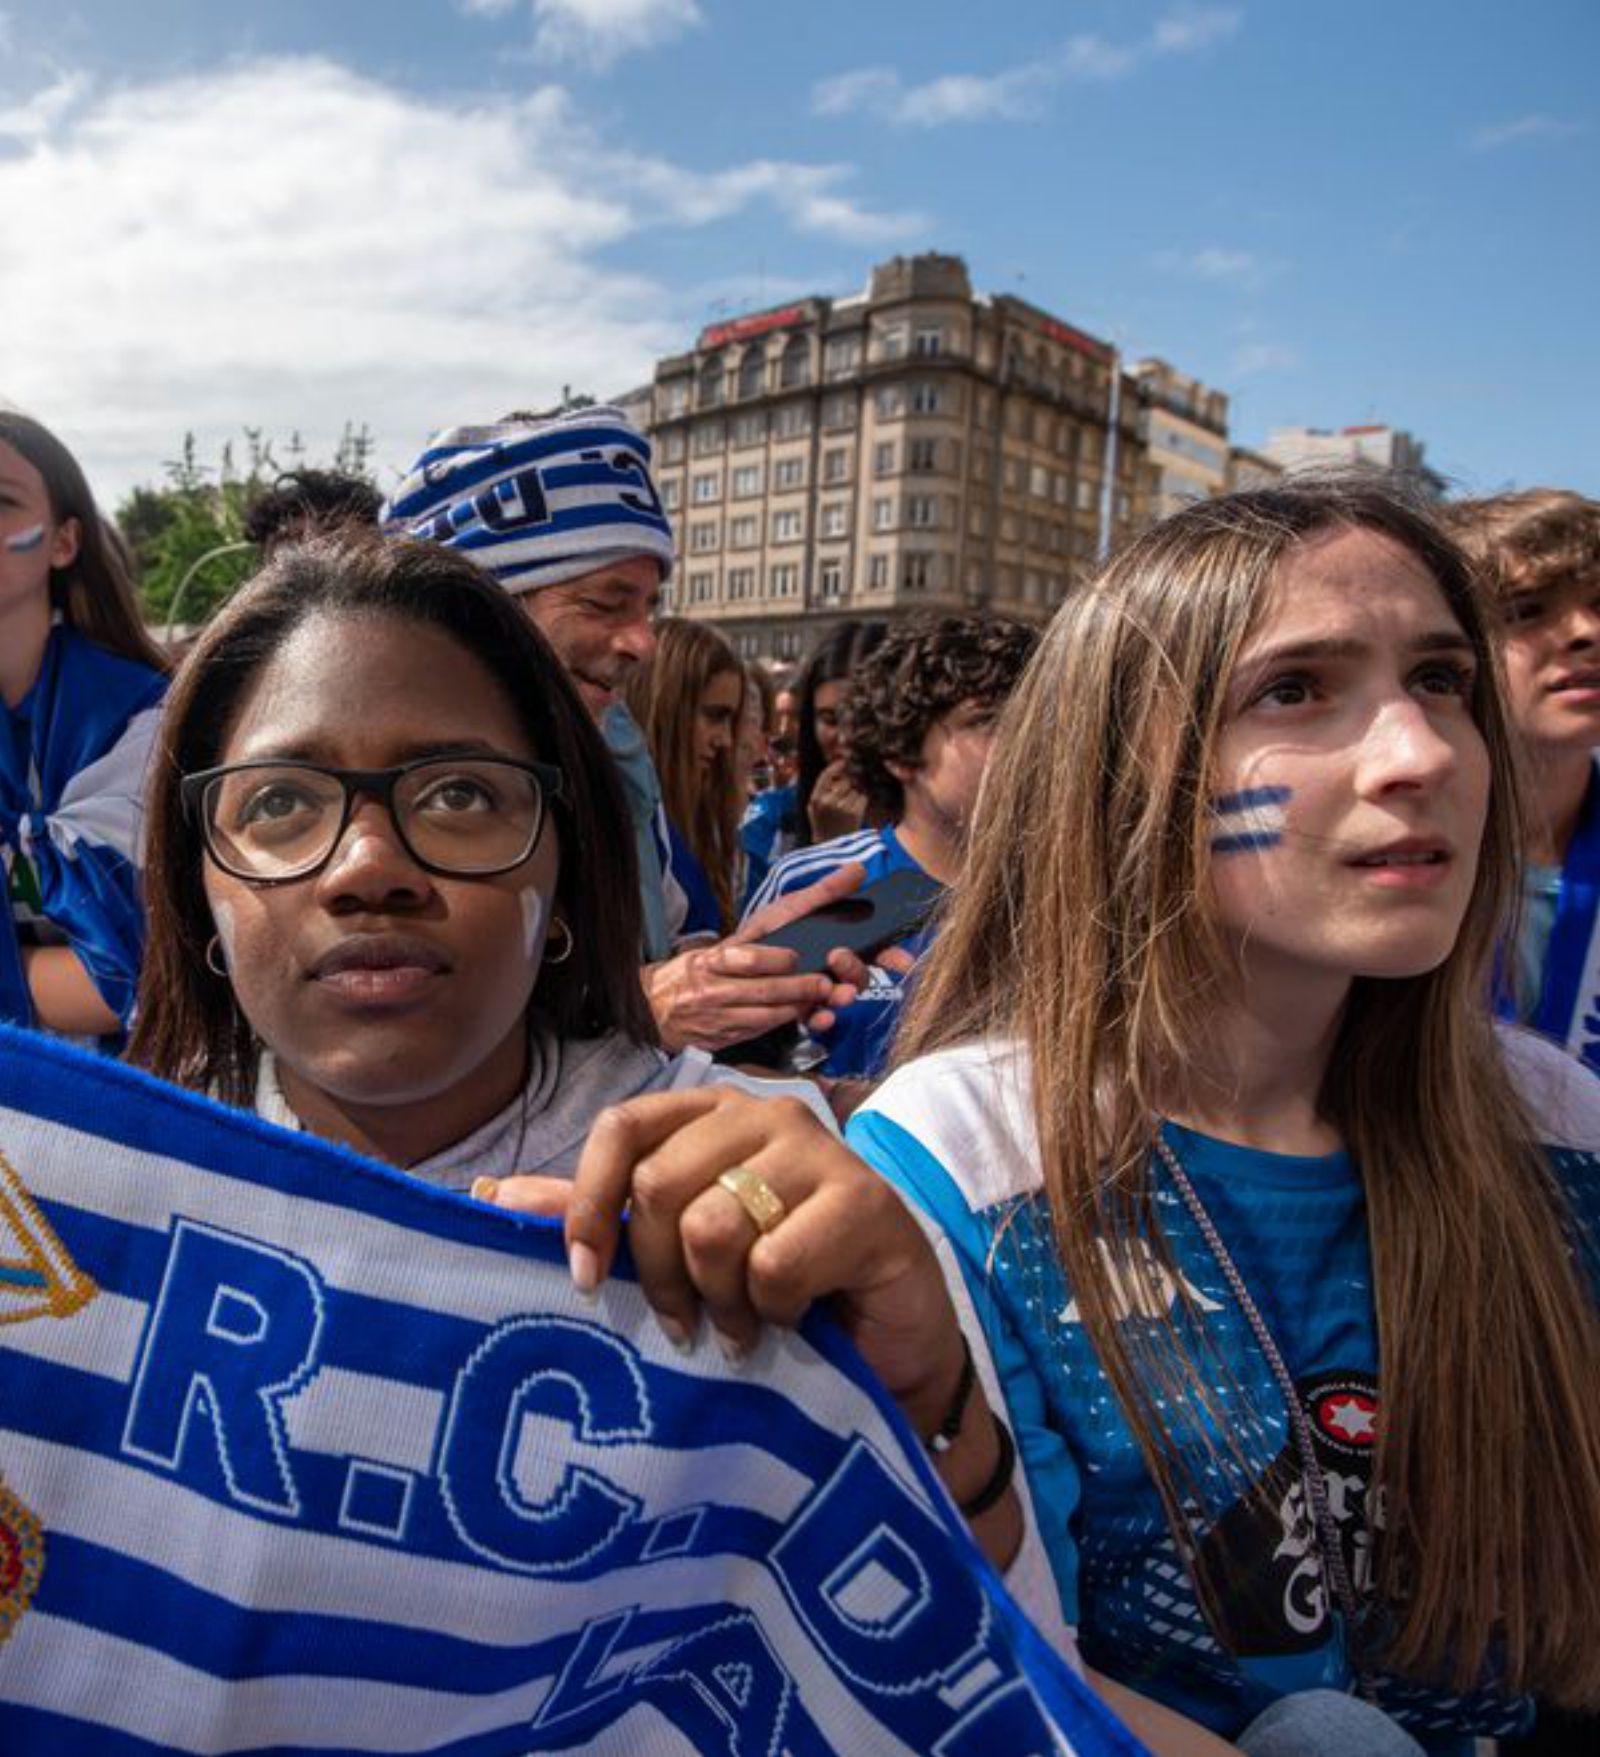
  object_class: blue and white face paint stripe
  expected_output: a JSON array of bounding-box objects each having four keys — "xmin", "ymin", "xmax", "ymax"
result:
[
  {"xmin": 1210, "ymin": 785, "xmax": 1290, "ymax": 855},
  {"xmin": 4, "ymin": 522, "xmax": 46, "ymax": 554}
]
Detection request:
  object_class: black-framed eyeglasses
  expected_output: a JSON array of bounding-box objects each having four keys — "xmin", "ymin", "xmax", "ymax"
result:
[{"xmin": 181, "ymin": 756, "xmax": 565, "ymax": 885}]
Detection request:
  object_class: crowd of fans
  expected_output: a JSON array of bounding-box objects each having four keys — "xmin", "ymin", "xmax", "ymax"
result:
[{"xmin": 6, "ymin": 396, "xmax": 1600, "ymax": 1757}]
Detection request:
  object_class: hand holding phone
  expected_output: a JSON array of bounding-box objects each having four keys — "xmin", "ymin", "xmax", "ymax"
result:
[{"xmin": 754, "ymin": 865, "xmax": 945, "ymax": 976}]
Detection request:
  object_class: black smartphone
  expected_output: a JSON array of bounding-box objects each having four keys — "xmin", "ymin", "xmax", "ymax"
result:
[{"xmin": 755, "ymin": 865, "xmax": 946, "ymax": 975}]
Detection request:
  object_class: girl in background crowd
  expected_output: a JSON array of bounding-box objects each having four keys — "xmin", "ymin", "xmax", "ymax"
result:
[
  {"xmin": 740, "ymin": 619, "xmax": 887, "ymax": 904},
  {"xmin": 1447, "ymin": 491, "xmax": 1600, "ymax": 1071},
  {"xmin": 849, "ymin": 480, "xmax": 1600, "ymax": 1755},
  {"xmin": 736, "ymin": 658, "xmax": 778, "ymax": 801},
  {"xmin": 623, "ymin": 617, "xmax": 745, "ymax": 938},
  {"xmin": 0, "ymin": 411, "xmax": 168, "ymax": 1039}
]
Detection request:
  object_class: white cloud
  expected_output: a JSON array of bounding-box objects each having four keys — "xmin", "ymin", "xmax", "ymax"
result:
[
  {"xmin": 1469, "ymin": 113, "xmax": 1586, "ymax": 151},
  {"xmin": 1231, "ymin": 341, "xmax": 1298, "ymax": 376},
  {"xmin": 462, "ymin": 0, "xmax": 704, "ymax": 68},
  {"xmin": 0, "ymin": 57, "xmax": 918, "ymax": 505},
  {"xmin": 0, "ymin": 70, "xmax": 90, "ymax": 141},
  {"xmin": 1153, "ymin": 245, "xmax": 1284, "ymax": 290},
  {"xmin": 1151, "ymin": 6, "xmax": 1244, "ymax": 54},
  {"xmin": 812, "ymin": 6, "xmax": 1241, "ymax": 128}
]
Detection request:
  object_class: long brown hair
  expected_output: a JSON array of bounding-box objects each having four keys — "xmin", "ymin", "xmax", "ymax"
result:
[
  {"xmin": 897, "ymin": 476, "xmax": 1600, "ymax": 1702},
  {"xmin": 624, "ymin": 617, "xmax": 744, "ymax": 933},
  {"xmin": 0, "ymin": 411, "xmax": 167, "ymax": 673},
  {"xmin": 129, "ymin": 532, "xmax": 655, "ymax": 1102}
]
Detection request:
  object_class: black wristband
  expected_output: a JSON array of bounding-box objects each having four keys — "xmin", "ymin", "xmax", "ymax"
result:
[
  {"xmin": 927, "ymin": 1333, "xmax": 976, "ymax": 1455},
  {"xmin": 958, "ymin": 1414, "xmax": 1016, "ymax": 1520}
]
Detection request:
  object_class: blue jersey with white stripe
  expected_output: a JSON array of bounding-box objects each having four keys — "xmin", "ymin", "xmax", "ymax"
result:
[
  {"xmin": 0, "ymin": 626, "xmax": 165, "ymax": 1033},
  {"xmin": 849, "ymin": 1027, "xmax": 1600, "ymax": 1752}
]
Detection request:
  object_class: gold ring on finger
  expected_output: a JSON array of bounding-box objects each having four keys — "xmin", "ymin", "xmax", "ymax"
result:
[{"xmin": 716, "ymin": 1165, "xmax": 787, "ymax": 1236}]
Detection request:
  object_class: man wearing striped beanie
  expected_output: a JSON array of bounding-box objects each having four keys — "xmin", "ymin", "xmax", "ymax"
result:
[{"xmin": 385, "ymin": 405, "xmax": 862, "ymax": 1056}]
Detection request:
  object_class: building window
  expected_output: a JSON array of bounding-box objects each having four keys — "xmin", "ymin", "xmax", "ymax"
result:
[
  {"xmin": 914, "ymin": 326, "xmax": 943, "ymax": 357},
  {"xmin": 874, "ymin": 441, "xmax": 896, "ymax": 476},
  {"xmin": 733, "ymin": 464, "xmax": 763, "ymax": 498},
  {"xmin": 779, "ymin": 334, "xmax": 811, "ymax": 389},
  {"xmin": 1116, "ymin": 492, "xmax": 1131, "ymax": 520},
  {"xmin": 692, "ymin": 420, "xmax": 724, "ymax": 456},
  {"xmin": 968, "ymin": 503, "xmax": 987, "ymax": 537},
  {"xmin": 822, "ymin": 445, "xmax": 849, "ymax": 483},
  {"xmin": 825, "ymin": 335, "xmax": 861, "ymax": 380},
  {"xmin": 975, "ymin": 390, "xmax": 994, "ymax": 429},
  {"xmin": 697, "ymin": 360, "xmax": 725, "ymax": 409},
  {"xmin": 868, "ymin": 553, "xmax": 889, "ymax": 590},
  {"xmin": 818, "ymin": 559, "xmax": 843, "ymax": 599},
  {"xmin": 1076, "ymin": 479, "xmax": 1095, "ymax": 511},
  {"xmin": 659, "ymin": 479, "xmax": 681, "ymax": 512},
  {"xmin": 909, "ymin": 438, "xmax": 938, "ymax": 472},
  {"xmin": 661, "ymin": 381, "xmax": 690, "ymax": 419},
  {"xmin": 728, "ymin": 566, "xmax": 756, "ymax": 601},
  {"xmin": 691, "ymin": 471, "xmax": 720, "ymax": 504},
  {"xmin": 773, "ymin": 401, "xmax": 810, "ymax": 439},
  {"xmin": 910, "ymin": 382, "xmax": 942, "ymax": 415},
  {"xmin": 775, "ymin": 627, "xmax": 803, "ymax": 660},
  {"xmin": 730, "ymin": 514, "xmax": 759, "ymax": 548},
  {"xmin": 907, "ymin": 494, "xmax": 938, "ymax": 529},
  {"xmin": 773, "ymin": 456, "xmax": 805, "ymax": 491},
  {"xmin": 876, "ymin": 322, "xmax": 907, "ymax": 360},
  {"xmin": 1030, "ymin": 464, "xmax": 1050, "ymax": 500},
  {"xmin": 872, "ymin": 497, "xmax": 894, "ymax": 531},
  {"xmin": 772, "ymin": 508, "xmax": 803, "ymax": 543},
  {"xmin": 820, "ymin": 501, "xmax": 848, "ymax": 539},
  {"xmin": 770, "ymin": 561, "xmax": 800, "ymax": 598},
  {"xmin": 1003, "ymin": 457, "xmax": 1023, "ymax": 491},
  {"xmin": 822, "ymin": 391, "xmax": 854, "ymax": 430},
  {"xmin": 688, "ymin": 570, "xmax": 715, "ymax": 603},
  {"xmin": 902, "ymin": 552, "xmax": 933, "ymax": 592},
  {"xmin": 730, "ymin": 411, "xmax": 766, "ymax": 447},
  {"xmin": 659, "ymin": 428, "xmax": 686, "ymax": 464},
  {"xmin": 689, "ymin": 520, "xmax": 720, "ymax": 554},
  {"xmin": 737, "ymin": 350, "xmax": 764, "ymax": 401},
  {"xmin": 875, "ymin": 386, "xmax": 904, "ymax": 421}
]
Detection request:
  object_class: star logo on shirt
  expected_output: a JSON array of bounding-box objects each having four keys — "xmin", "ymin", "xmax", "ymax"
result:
[{"xmin": 1315, "ymin": 1390, "xmax": 1378, "ymax": 1448}]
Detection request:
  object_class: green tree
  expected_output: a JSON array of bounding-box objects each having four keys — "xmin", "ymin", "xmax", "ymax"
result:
[{"xmin": 117, "ymin": 426, "xmax": 377, "ymax": 630}]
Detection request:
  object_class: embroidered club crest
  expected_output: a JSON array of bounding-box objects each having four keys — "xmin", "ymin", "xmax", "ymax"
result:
[
  {"xmin": 0, "ymin": 1473, "xmax": 44, "ymax": 1646},
  {"xmin": 0, "ymin": 1148, "xmax": 97, "ymax": 1324}
]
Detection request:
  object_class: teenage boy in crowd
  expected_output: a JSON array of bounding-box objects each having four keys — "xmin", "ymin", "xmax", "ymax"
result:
[
  {"xmin": 743, "ymin": 614, "xmax": 1039, "ymax": 1079},
  {"xmin": 384, "ymin": 405, "xmax": 867, "ymax": 1056}
]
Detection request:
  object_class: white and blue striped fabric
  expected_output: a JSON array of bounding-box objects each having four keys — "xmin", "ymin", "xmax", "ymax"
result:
[
  {"xmin": 0, "ymin": 1024, "xmax": 1142, "ymax": 1757},
  {"xmin": 383, "ymin": 406, "xmax": 675, "ymax": 597}
]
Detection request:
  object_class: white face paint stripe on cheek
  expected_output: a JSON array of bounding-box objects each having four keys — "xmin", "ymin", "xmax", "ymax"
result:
[
  {"xmin": 3, "ymin": 523, "xmax": 46, "ymax": 554},
  {"xmin": 211, "ymin": 899, "xmax": 238, "ymax": 972},
  {"xmin": 520, "ymin": 887, "xmax": 549, "ymax": 963}
]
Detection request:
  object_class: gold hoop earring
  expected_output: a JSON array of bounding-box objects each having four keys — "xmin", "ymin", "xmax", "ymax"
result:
[
  {"xmin": 205, "ymin": 936, "xmax": 229, "ymax": 979},
  {"xmin": 544, "ymin": 918, "xmax": 574, "ymax": 966}
]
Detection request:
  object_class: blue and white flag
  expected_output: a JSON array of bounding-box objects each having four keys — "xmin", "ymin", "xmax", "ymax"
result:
[{"xmin": 0, "ymin": 1025, "xmax": 1140, "ymax": 1757}]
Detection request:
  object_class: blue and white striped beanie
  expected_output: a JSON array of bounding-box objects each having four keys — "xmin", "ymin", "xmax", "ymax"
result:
[{"xmin": 383, "ymin": 406, "xmax": 674, "ymax": 595}]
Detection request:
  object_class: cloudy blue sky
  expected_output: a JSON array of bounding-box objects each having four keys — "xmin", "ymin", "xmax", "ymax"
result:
[{"xmin": 2, "ymin": 0, "xmax": 1595, "ymax": 506}]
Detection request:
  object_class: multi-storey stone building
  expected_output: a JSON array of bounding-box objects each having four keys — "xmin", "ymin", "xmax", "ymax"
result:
[
  {"xmin": 1128, "ymin": 357, "xmax": 1231, "ymax": 520},
  {"xmin": 626, "ymin": 253, "xmax": 1155, "ymax": 662}
]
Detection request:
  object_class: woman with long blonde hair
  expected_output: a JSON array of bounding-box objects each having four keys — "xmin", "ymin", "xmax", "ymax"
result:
[
  {"xmin": 848, "ymin": 478, "xmax": 1600, "ymax": 1754},
  {"xmin": 623, "ymin": 616, "xmax": 745, "ymax": 936}
]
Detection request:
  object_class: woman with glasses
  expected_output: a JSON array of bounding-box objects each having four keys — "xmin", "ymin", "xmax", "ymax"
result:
[
  {"xmin": 127, "ymin": 531, "xmax": 1039, "ymax": 1602},
  {"xmin": 0, "ymin": 411, "xmax": 168, "ymax": 1040},
  {"xmin": 847, "ymin": 480, "xmax": 1600, "ymax": 1754}
]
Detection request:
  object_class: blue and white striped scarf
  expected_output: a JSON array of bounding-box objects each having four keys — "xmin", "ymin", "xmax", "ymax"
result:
[
  {"xmin": 0, "ymin": 1025, "xmax": 1140, "ymax": 1757},
  {"xmin": 383, "ymin": 406, "xmax": 674, "ymax": 596}
]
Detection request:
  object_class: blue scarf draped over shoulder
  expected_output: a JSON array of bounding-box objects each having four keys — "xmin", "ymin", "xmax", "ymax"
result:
[{"xmin": 0, "ymin": 626, "xmax": 166, "ymax": 1032}]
